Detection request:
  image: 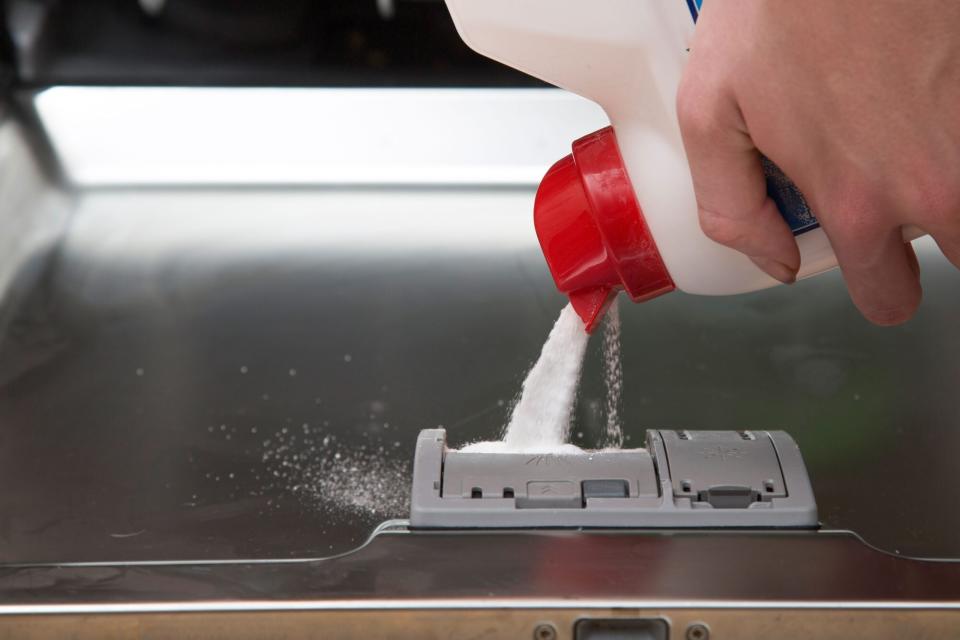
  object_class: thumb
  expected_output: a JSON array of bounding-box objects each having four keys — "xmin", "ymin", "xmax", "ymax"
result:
[{"xmin": 677, "ymin": 78, "xmax": 801, "ymax": 284}]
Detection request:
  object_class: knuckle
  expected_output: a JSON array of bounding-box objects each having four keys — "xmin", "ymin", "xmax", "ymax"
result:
[
  {"xmin": 909, "ymin": 176, "xmax": 959, "ymax": 228},
  {"xmin": 824, "ymin": 186, "xmax": 883, "ymax": 245},
  {"xmin": 838, "ymin": 214, "xmax": 877, "ymax": 246},
  {"xmin": 676, "ymin": 79, "xmax": 724, "ymax": 141},
  {"xmin": 698, "ymin": 207, "xmax": 747, "ymax": 247}
]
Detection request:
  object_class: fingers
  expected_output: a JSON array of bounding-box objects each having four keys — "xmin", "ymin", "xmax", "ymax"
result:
[
  {"xmin": 677, "ymin": 76, "xmax": 801, "ymax": 284},
  {"xmin": 933, "ymin": 234, "xmax": 960, "ymax": 271},
  {"xmin": 919, "ymin": 215, "xmax": 960, "ymax": 271},
  {"xmin": 820, "ymin": 213, "xmax": 922, "ymax": 325}
]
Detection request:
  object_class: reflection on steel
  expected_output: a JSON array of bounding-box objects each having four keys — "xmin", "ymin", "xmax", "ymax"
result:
[
  {"xmin": 1, "ymin": 179, "xmax": 960, "ymax": 564},
  {"xmin": 2, "ymin": 98, "xmax": 960, "ymax": 573},
  {"xmin": 1, "ymin": 531, "xmax": 959, "ymax": 609},
  {"xmin": 34, "ymin": 87, "xmax": 609, "ymax": 186}
]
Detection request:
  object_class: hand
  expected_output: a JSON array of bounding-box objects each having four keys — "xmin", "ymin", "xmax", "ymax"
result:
[{"xmin": 677, "ymin": 1, "xmax": 960, "ymax": 325}]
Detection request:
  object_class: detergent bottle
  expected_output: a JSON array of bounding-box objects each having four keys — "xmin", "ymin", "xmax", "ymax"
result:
[{"xmin": 443, "ymin": 0, "xmax": 919, "ymax": 332}]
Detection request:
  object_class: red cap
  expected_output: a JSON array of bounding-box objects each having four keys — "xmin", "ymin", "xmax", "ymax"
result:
[{"xmin": 534, "ymin": 126, "xmax": 675, "ymax": 333}]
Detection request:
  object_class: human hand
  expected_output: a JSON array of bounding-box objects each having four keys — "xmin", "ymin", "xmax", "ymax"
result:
[{"xmin": 677, "ymin": 1, "xmax": 960, "ymax": 325}]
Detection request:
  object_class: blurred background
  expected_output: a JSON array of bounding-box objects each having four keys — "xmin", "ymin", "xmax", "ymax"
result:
[{"xmin": 0, "ymin": 0, "xmax": 958, "ymax": 566}]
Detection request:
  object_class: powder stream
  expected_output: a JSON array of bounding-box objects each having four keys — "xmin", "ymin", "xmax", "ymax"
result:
[
  {"xmin": 463, "ymin": 304, "xmax": 589, "ymax": 453},
  {"xmin": 600, "ymin": 298, "xmax": 624, "ymax": 448},
  {"xmin": 502, "ymin": 304, "xmax": 589, "ymax": 449}
]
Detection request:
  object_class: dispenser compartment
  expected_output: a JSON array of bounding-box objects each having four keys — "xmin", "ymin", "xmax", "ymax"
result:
[{"xmin": 410, "ymin": 428, "xmax": 818, "ymax": 528}]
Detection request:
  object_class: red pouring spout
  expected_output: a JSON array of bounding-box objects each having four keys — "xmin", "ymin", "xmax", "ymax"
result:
[{"xmin": 533, "ymin": 127, "xmax": 675, "ymax": 333}]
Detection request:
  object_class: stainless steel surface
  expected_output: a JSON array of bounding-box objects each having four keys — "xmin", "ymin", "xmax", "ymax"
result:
[
  {"xmin": 0, "ymin": 180, "xmax": 959, "ymax": 563},
  {"xmin": 35, "ymin": 87, "xmax": 608, "ymax": 186},
  {"xmin": 0, "ymin": 115, "xmax": 70, "ymax": 330},
  {"xmin": 1, "ymin": 531, "xmax": 959, "ymax": 606},
  {"xmin": 1, "ymin": 80, "xmax": 960, "ymax": 571}
]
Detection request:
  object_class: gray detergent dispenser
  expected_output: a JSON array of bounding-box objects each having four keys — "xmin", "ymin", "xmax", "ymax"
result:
[{"xmin": 410, "ymin": 429, "xmax": 817, "ymax": 528}]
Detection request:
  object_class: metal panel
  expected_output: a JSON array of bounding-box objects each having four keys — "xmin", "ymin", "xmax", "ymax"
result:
[
  {"xmin": 2, "ymin": 609, "xmax": 960, "ymax": 640},
  {"xmin": 0, "ymin": 183, "xmax": 959, "ymax": 562},
  {"xmin": 1, "ymin": 531, "xmax": 960, "ymax": 619}
]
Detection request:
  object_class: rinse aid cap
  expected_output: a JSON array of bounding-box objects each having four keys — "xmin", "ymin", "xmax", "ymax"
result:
[{"xmin": 534, "ymin": 126, "xmax": 675, "ymax": 333}]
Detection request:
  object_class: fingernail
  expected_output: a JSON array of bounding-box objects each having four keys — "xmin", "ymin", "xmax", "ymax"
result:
[{"xmin": 751, "ymin": 257, "xmax": 797, "ymax": 284}]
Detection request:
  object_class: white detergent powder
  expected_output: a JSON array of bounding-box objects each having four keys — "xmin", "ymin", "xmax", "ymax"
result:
[
  {"xmin": 601, "ymin": 299, "xmax": 624, "ymax": 448},
  {"xmin": 463, "ymin": 303, "xmax": 589, "ymax": 453},
  {"xmin": 258, "ymin": 425, "xmax": 410, "ymax": 518},
  {"xmin": 197, "ymin": 409, "xmax": 410, "ymax": 521}
]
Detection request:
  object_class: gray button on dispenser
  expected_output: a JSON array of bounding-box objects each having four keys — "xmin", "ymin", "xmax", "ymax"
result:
[
  {"xmin": 582, "ymin": 479, "xmax": 629, "ymax": 499},
  {"xmin": 516, "ymin": 481, "xmax": 581, "ymax": 509}
]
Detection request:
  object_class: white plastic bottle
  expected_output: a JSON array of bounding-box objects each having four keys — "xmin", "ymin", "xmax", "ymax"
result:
[{"xmin": 443, "ymin": 0, "xmax": 915, "ymax": 331}]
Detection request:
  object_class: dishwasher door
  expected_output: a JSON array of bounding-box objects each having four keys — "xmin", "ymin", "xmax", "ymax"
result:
[
  {"xmin": 1, "ymin": 82, "xmax": 960, "ymax": 562},
  {"xmin": 0, "ymin": 3, "xmax": 959, "ymax": 636}
]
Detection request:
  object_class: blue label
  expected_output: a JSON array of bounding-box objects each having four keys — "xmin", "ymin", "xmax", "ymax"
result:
[
  {"xmin": 762, "ymin": 157, "xmax": 819, "ymax": 236},
  {"xmin": 685, "ymin": 0, "xmax": 818, "ymax": 236}
]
